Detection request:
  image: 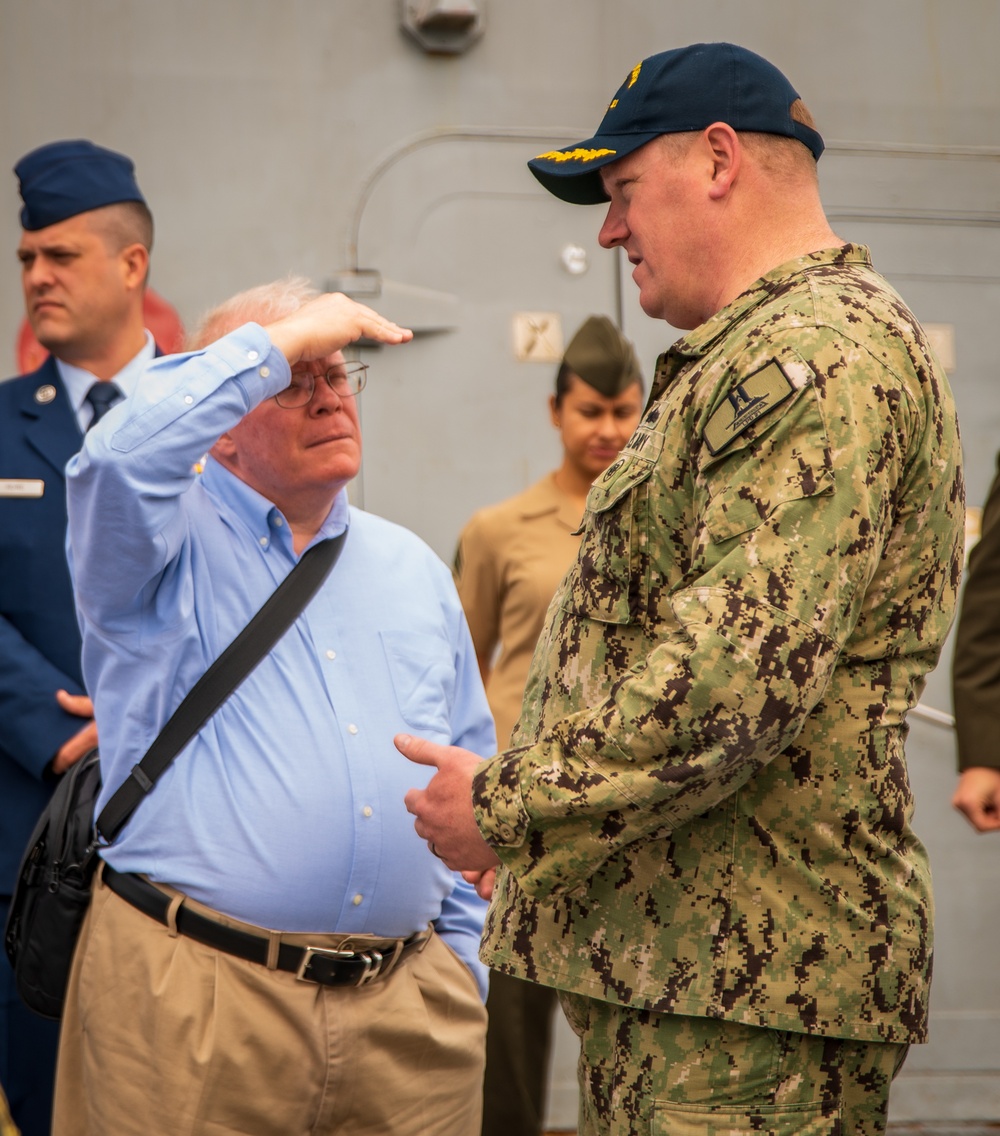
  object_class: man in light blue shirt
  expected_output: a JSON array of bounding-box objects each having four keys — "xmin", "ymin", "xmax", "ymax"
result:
[{"xmin": 55, "ymin": 280, "xmax": 494, "ymax": 1136}]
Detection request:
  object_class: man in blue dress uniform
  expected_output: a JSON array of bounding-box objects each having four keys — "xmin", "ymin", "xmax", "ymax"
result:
[{"xmin": 0, "ymin": 139, "xmax": 155, "ymax": 1136}]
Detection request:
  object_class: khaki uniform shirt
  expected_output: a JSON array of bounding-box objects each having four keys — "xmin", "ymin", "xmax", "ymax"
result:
[
  {"xmin": 455, "ymin": 473, "xmax": 582, "ymax": 748},
  {"xmin": 472, "ymin": 246, "xmax": 965, "ymax": 1045}
]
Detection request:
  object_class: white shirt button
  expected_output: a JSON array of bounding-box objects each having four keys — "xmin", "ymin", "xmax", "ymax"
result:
[
  {"xmin": 248, "ymin": 350, "xmax": 259, "ymax": 362},
  {"xmin": 184, "ymin": 395, "xmax": 193, "ymax": 405},
  {"xmin": 260, "ymin": 365, "xmax": 270, "ymax": 378},
  {"xmin": 362, "ymin": 806, "xmax": 373, "ymax": 818},
  {"xmin": 326, "ymin": 649, "xmax": 336, "ymax": 660},
  {"xmin": 348, "ymin": 723, "xmax": 359, "ymax": 735},
  {"xmin": 259, "ymin": 536, "xmax": 268, "ymax": 548},
  {"xmin": 273, "ymin": 516, "xmax": 283, "ymax": 527},
  {"xmin": 352, "ymin": 894, "xmax": 363, "ymax": 906}
]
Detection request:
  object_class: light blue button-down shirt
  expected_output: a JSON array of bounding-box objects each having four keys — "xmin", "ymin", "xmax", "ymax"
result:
[{"xmin": 66, "ymin": 324, "xmax": 495, "ymax": 992}]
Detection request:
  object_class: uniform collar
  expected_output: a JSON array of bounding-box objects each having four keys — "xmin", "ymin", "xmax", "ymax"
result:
[
  {"xmin": 651, "ymin": 244, "xmax": 872, "ymax": 399},
  {"xmin": 55, "ymin": 329, "xmax": 156, "ymax": 421},
  {"xmin": 517, "ymin": 472, "xmax": 584, "ymax": 531}
]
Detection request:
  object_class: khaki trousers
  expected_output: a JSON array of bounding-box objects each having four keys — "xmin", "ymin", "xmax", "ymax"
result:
[{"xmin": 53, "ymin": 872, "xmax": 486, "ymax": 1136}]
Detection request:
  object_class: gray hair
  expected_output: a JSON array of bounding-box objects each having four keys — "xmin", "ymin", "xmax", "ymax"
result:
[{"xmin": 188, "ymin": 275, "xmax": 319, "ymax": 350}]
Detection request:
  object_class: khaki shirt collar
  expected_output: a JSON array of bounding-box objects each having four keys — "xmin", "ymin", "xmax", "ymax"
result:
[{"xmin": 517, "ymin": 472, "xmax": 583, "ymax": 532}]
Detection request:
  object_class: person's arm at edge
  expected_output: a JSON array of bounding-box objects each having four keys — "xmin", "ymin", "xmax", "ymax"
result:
[
  {"xmin": 952, "ymin": 454, "xmax": 1000, "ymax": 832},
  {"xmin": 953, "ymin": 454, "xmax": 1000, "ymax": 769}
]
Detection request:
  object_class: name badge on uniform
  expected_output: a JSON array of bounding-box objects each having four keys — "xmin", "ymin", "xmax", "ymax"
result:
[
  {"xmin": 0, "ymin": 478, "xmax": 45, "ymax": 498},
  {"xmin": 703, "ymin": 360, "xmax": 795, "ymax": 455}
]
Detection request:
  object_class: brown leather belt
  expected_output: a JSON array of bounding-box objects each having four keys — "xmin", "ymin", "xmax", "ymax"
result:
[{"xmin": 103, "ymin": 865, "xmax": 428, "ymax": 987}]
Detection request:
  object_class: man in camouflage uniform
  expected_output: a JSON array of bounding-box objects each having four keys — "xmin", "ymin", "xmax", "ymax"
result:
[{"xmin": 399, "ymin": 42, "xmax": 965, "ymax": 1135}]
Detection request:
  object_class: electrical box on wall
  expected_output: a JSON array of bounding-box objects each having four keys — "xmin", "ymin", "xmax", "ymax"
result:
[{"xmin": 512, "ymin": 312, "xmax": 563, "ymax": 363}]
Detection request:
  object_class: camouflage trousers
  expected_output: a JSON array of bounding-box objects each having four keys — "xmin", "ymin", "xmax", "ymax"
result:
[{"xmin": 559, "ymin": 992, "xmax": 908, "ymax": 1136}]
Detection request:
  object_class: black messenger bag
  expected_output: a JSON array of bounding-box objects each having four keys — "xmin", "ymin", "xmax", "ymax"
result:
[
  {"xmin": 4, "ymin": 749, "xmax": 103, "ymax": 1018},
  {"xmin": 3, "ymin": 533, "xmax": 345, "ymax": 1019}
]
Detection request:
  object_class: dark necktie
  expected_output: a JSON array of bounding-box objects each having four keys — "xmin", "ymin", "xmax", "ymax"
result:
[{"xmin": 85, "ymin": 382, "xmax": 123, "ymax": 430}]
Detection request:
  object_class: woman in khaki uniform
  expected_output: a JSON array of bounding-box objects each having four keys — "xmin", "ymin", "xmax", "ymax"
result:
[{"xmin": 453, "ymin": 315, "xmax": 643, "ymax": 1136}]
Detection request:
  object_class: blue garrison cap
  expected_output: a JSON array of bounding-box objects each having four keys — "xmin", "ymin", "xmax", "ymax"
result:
[
  {"xmin": 15, "ymin": 139, "xmax": 147, "ymax": 231},
  {"xmin": 528, "ymin": 43, "xmax": 825, "ymax": 205}
]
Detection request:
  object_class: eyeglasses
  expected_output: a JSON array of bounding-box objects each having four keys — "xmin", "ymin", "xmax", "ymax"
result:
[{"xmin": 274, "ymin": 362, "xmax": 368, "ymax": 409}]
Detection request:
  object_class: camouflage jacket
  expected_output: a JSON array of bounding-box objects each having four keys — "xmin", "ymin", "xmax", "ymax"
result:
[{"xmin": 472, "ymin": 245, "xmax": 964, "ymax": 1043}]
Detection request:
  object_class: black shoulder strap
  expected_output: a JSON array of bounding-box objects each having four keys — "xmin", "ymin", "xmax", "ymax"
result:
[{"xmin": 95, "ymin": 532, "xmax": 346, "ymax": 843}]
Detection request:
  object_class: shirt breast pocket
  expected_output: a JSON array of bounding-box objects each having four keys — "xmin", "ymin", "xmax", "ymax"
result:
[
  {"xmin": 561, "ymin": 430, "xmax": 662, "ymax": 626},
  {"xmin": 379, "ymin": 629, "xmax": 456, "ymax": 739}
]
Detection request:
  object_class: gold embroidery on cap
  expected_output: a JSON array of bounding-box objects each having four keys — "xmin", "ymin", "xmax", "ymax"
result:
[
  {"xmin": 627, "ymin": 62, "xmax": 642, "ymax": 88},
  {"xmin": 534, "ymin": 147, "xmax": 617, "ymax": 164}
]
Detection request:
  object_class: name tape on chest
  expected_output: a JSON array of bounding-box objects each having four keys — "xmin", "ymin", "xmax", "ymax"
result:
[
  {"xmin": 703, "ymin": 360, "xmax": 795, "ymax": 455},
  {"xmin": 0, "ymin": 478, "xmax": 45, "ymax": 498}
]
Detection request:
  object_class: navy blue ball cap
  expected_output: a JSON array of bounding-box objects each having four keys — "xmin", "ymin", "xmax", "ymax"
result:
[
  {"xmin": 528, "ymin": 43, "xmax": 825, "ymax": 205},
  {"xmin": 15, "ymin": 139, "xmax": 147, "ymax": 231}
]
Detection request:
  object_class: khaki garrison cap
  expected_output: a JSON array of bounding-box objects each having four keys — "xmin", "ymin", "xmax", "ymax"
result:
[{"xmin": 563, "ymin": 315, "xmax": 643, "ymax": 398}]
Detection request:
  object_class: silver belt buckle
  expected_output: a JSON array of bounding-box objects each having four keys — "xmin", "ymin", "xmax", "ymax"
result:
[
  {"xmin": 296, "ymin": 946, "xmax": 385, "ymax": 986},
  {"xmin": 295, "ymin": 946, "xmax": 353, "ymax": 983}
]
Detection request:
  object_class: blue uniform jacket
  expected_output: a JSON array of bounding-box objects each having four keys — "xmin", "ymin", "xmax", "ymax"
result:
[{"xmin": 0, "ymin": 357, "xmax": 89, "ymax": 893}]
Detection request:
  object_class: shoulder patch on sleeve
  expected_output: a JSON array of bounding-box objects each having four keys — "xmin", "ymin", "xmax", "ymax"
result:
[{"xmin": 703, "ymin": 360, "xmax": 796, "ymax": 455}]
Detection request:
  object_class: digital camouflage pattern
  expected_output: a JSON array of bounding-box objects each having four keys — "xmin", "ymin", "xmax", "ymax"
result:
[
  {"xmin": 472, "ymin": 244, "xmax": 965, "ymax": 1044},
  {"xmin": 560, "ymin": 991, "xmax": 907, "ymax": 1136}
]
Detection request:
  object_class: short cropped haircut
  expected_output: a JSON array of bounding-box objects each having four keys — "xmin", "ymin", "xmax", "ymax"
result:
[{"xmin": 89, "ymin": 200, "xmax": 154, "ymax": 255}]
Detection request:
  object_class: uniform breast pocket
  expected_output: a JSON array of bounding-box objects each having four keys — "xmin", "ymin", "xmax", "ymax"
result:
[
  {"xmin": 379, "ymin": 629, "xmax": 456, "ymax": 739},
  {"xmin": 561, "ymin": 443, "xmax": 659, "ymax": 626},
  {"xmin": 701, "ymin": 379, "xmax": 833, "ymax": 545}
]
